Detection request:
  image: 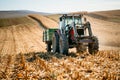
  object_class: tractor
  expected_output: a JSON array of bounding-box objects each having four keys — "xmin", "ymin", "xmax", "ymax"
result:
[{"xmin": 43, "ymin": 14, "xmax": 99, "ymax": 55}]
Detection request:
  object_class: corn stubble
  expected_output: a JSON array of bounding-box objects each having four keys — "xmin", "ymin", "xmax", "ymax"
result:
[{"xmin": 0, "ymin": 50, "xmax": 119, "ymax": 80}]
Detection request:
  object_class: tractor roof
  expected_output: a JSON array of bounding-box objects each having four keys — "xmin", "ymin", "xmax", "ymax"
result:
[
  {"xmin": 60, "ymin": 14, "xmax": 82, "ymax": 19},
  {"xmin": 59, "ymin": 12, "xmax": 87, "ymax": 20},
  {"xmin": 60, "ymin": 12, "xmax": 87, "ymax": 19}
]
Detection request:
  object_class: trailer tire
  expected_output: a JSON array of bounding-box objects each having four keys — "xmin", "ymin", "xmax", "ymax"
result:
[
  {"xmin": 52, "ymin": 32, "xmax": 59, "ymax": 53},
  {"xmin": 47, "ymin": 42, "xmax": 51, "ymax": 52}
]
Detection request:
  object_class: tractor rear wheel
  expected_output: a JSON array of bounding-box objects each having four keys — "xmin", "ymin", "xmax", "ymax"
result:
[
  {"xmin": 88, "ymin": 36, "xmax": 99, "ymax": 54},
  {"xmin": 59, "ymin": 34, "xmax": 69, "ymax": 55},
  {"xmin": 52, "ymin": 32, "xmax": 59, "ymax": 53}
]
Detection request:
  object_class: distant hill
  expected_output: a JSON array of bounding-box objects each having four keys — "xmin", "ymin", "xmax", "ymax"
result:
[
  {"xmin": 46, "ymin": 10, "xmax": 120, "ymax": 23},
  {"xmin": 0, "ymin": 10, "xmax": 50, "ymax": 18},
  {"xmin": 87, "ymin": 10, "xmax": 120, "ymax": 23}
]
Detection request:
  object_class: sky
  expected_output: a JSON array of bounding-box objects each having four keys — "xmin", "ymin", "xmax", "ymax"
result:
[{"xmin": 0, "ymin": 0, "xmax": 120, "ymax": 13}]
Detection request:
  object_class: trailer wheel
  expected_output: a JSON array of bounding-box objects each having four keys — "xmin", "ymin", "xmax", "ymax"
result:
[
  {"xmin": 59, "ymin": 34, "xmax": 69, "ymax": 55},
  {"xmin": 88, "ymin": 36, "xmax": 99, "ymax": 54},
  {"xmin": 47, "ymin": 43, "xmax": 51, "ymax": 52},
  {"xmin": 52, "ymin": 32, "xmax": 59, "ymax": 53}
]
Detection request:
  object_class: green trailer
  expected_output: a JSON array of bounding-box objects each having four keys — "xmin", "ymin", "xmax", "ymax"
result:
[{"xmin": 43, "ymin": 28, "xmax": 58, "ymax": 52}]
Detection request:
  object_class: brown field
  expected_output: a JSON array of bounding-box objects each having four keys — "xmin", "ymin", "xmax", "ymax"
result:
[
  {"xmin": 87, "ymin": 16, "xmax": 120, "ymax": 50},
  {"xmin": 0, "ymin": 10, "xmax": 120, "ymax": 79},
  {"xmin": 88, "ymin": 10, "xmax": 120, "ymax": 23},
  {"xmin": 0, "ymin": 16, "xmax": 46, "ymax": 54},
  {"xmin": 46, "ymin": 14, "xmax": 61, "ymax": 23},
  {"xmin": 28, "ymin": 14, "xmax": 58, "ymax": 29},
  {"xmin": 0, "ymin": 10, "xmax": 49, "ymax": 18}
]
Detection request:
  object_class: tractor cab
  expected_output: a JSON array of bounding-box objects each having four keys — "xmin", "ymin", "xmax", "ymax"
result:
[{"xmin": 59, "ymin": 14, "xmax": 92, "ymax": 40}]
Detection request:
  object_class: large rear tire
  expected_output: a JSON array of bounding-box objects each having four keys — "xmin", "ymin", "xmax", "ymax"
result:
[
  {"xmin": 88, "ymin": 36, "xmax": 99, "ymax": 54},
  {"xmin": 52, "ymin": 32, "xmax": 59, "ymax": 53},
  {"xmin": 59, "ymin": 34, "xmax": 69, "ymax": 55}
]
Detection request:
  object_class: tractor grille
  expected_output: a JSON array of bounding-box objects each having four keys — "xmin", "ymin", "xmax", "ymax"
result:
[{"xmin": 77, "ymin": 29, "xmax": 84, "ymax": 35}]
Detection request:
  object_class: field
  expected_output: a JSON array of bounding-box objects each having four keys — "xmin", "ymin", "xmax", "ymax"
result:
[
  {"xmin": 0, "ymin": 10, "xmax": 120, "ymax": 79},
  {"xmin": 88, "ymin": 10, "xmax": 120, "ymax": 23},
  {"xmin": 0, "ymin": 16, "xmax": 46, "ymax": 54}
]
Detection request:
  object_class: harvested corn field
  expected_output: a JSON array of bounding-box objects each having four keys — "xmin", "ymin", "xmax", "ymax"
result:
[{"xmin": 0, "ymin": 51, "xmax": 119, "ymax": 79}]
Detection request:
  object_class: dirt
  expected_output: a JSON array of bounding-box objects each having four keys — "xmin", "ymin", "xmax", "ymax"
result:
[
  {"xmin": 0, "ymin": 20, "xmax": 46, "ymax": 54},
  {"xmin": 86, "ymin": 16, "xmax": 120, "ymax": 50}
]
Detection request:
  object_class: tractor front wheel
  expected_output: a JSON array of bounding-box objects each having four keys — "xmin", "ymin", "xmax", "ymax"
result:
[{"xmin": 88, "ymin": 36, "xmax": 99, "ymax": 54}]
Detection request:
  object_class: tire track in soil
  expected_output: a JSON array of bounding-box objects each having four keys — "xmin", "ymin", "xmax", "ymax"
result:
[
  {"xmin": 29, "ymin": 16, "xmax": 47, "ymax": 30},
  {"xmin": 12, "ymin": 24, "xmax": 46, "ymax": 54},
  {"xmin": 16, "ymin": 26, "xmax": 30, "ymax": 54},
  {"xmin": 0, "ymin": 29, "xmax": 5, "ymax": 53},
  {"xmin": 26, "ymin": 26, "xmax": 45, "ymax": 49},
  {"xmin": 19, "ymin": 26, "xmax": 44, "ymax": 53},
  {"xmin": 0, "ymin": 27, "xmax": 15, "ymax": 54},
  {"xmin": 0, "ymin": 28, "xmax": 7, "ymax": 54},
  {"xmin": 28, "ymin": 16, "xmax": 48, "ymax": 52},
  {"xmin": 12, "ymin": 26, "xmax": 18, "ymax": 54},
  {"xmin": 13, "ymin": 26, "xmax": 26, "ymax": 54},
  {"xmin": 7, "ymin": 27, "xmax": 15, "ymax": 54},
  {"xmin": 23, "ymin": 26, "xmax": 45, "ymax": 52}
]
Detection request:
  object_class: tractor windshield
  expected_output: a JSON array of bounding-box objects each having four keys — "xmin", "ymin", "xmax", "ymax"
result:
[
  {"xmin": 74, "ymin": 17, "xmax": 82, "ymax": 25},
  {"xmin": 65, "ymin": 17, "xmax": 72, "ymax": 26},
  {"xmin": 64, "ymin": 17, "xmax": 82, "ymax": 26}
]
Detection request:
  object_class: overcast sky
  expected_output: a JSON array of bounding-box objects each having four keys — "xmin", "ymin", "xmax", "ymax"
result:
[{"xmin": 0, "ymin": 0, "xmax": 120, "ymax": 13}]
